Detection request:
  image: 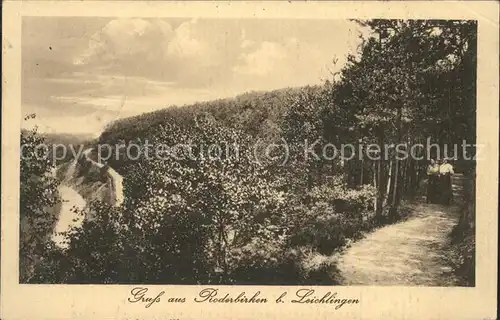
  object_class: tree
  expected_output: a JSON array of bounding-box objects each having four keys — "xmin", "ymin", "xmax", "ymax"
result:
[
  {"xmin": 19, "ymin": 120, "xmax": 61, "ymax": 282},
  {"xmin": 331, "ymin": 19, "xmax": 477, "ymax": 217}
]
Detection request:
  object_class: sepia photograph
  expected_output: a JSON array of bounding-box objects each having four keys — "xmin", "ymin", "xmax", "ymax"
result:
[
  {"xmin": 2, "ymin": 1, "xmax": 498, "ymax": 320},
  {"xmin": 19, "ymin": 16, "xmax": 477, "ymax": 286}
]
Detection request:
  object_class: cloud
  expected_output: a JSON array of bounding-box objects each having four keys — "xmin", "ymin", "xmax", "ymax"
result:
[
  {"xmin": 166, "ymin": 19, "xmax": 208, "ymax": 62},
  {"xmin": 75, "ymin": 18, "xmax": 174, "ymax": 64},
  {"xmin": 73, "ymin": 18, "xmax": 174, "ymax": 78},
  {"xmin": 71, "ymin": 18, "xmax": 366, "ymax": 91},
  {"xmin": 240, "ymin": 39, "xmax": 255, "ymax": 49},
  {"xmin": 233, "ymin": 41, "xmax": 287, "ymax": 76},
  {"xmin": 230, "ymin": 21, "xmax": 369, "ymax": 91},
  {"xmin": 164, "ymin": 19, "xmax": 247, "ymax": 86},
  {"xmin": 73, "ymin": 18, "xmax": 247, "ymax": 86},
  {"xmin": 231, "ymin": 37, "xmax": 332, "ymax": 91},
  {"xmin": 24, "ymin": 17, "xmax": 370, "ymax": 135}
]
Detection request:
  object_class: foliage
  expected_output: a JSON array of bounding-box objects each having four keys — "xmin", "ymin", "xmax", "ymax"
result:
[
  {"xmin": 229, "ymin": 245, "xmax": 339, "ymax": 285},
  {"xmin": 447, "ymin": 172, "xmax": 475, "ymax": 286},
  {"xmin": 19, "ymin": 123, "xmax": 61, "ymax": 282},
  {"xmin": 287, "ymin": 179, "xmax": 376, "ymax": 255},
  {"xmin": 130, "ymin": 118, "xmax": 296, "ymax": 281}
]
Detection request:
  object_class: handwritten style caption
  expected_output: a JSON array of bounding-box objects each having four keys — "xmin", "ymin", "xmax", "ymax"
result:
[{"xmin": 127, "ymin": 287, "xmax": 360, "ymax": 309}]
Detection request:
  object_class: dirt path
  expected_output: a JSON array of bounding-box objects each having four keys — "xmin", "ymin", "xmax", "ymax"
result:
[
  {"xmin": 51, "ymin": 185, "xmax": 86, "ymax": 249},
  {"xmin": 336, "ymin": 175, "xmax": 465, "ymax": 286}
]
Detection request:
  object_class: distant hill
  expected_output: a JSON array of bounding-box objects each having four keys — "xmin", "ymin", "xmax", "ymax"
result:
[
  {"xmin": 42, "ymin": 132, "xmax": 97, "ymax": 147},
  {"xmin": 41, "ymin": 132, "xmax": 97, "ymax": 165},
  {"xmin": 99, "ymin": 86, "xmax": 322, "ymax": 144}
]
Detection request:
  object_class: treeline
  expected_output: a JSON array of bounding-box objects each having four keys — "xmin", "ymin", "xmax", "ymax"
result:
[
  {"xmin": 21, "ymin": 19, "xmax": 476, "ymax": 285},
  {"xmin": 98, "ymin": 87, "xmax": 310, "ymax": 174}
]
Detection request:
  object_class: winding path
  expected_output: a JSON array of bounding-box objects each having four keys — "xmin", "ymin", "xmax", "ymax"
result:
[
  {"xmin": 336, "ymin": 174, "xmax": 465, "ymax": 286},
  {"xmin": 51, "ymin": 185, "xmax": 86, "ymax": 249},
  {"xmin": 51, "ymin": 149, "xmax": 125, "ymax": 248}
]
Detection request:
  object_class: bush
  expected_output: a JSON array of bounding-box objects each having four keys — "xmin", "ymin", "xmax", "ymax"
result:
[
  {"xmin": 289, "ymin": 209, "xmax": 361, "ymax": 255},
  {"xmin": 287, "ymin": 181, "xmax": 376, "ymax": 255},
  {"xmin": 229, "ymin": 244, "xmax": 339, "ymax": 285}
]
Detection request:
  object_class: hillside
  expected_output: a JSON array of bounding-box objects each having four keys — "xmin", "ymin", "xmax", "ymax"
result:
[
  {"xmin": 42, "ymin": 132, "xmax": 97, "ymax": 147},
  {"xmin": 96, "ymin": 85, "xmax": 326, "ymax": 173},
  {"xmin": 100, "ymin": 87, "xmax": 313, "ymax": 140}
]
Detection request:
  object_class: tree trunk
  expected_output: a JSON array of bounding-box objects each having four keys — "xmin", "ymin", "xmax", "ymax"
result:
[
  {"xmin": 392, "ymin": 159, "xmax": 399, "ymax": 206},
  {"xmin": 339, "ymin": 158, "xmax": 349, "ymax": 185},
  {"xmin": 376, "ymin": 159, "xmax": 383, "ymax": 216},
  {"xmin": 383, "ymin": 159, "xmax": 393, "ymax": 208},
  {"xmin": 376, "ymin": 128, "xmax": 385, "ymax": 216},
  {"xmin": 402, "ymin": 158, "xmax": 410, "ymax": 195},
  {"xmin": 391, "ymin": 104, "xmax": 403, "ymax": 209},
  {"xmin": 373, "ymin": 160, "xmax": 378, "ymax": 213},
  {"xmin": 360, "ymin": 158, "xmax": 364, "ymax": 185}
]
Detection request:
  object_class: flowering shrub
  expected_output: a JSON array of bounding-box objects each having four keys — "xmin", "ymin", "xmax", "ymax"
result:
[
  {"xmin": 287, "ymin": 180, "xmax": 376, "ymax": 255},
  {"xmin": 120, "ymin": 117, "xmax": 292, "ymax": 281}
]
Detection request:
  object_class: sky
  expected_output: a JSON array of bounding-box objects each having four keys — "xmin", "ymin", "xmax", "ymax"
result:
[{"xmin": 22, "ymin": 17, "xmax": 369, "ymax": 136}]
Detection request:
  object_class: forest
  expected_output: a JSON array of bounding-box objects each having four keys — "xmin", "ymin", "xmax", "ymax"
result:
[{"xmin": 20, "ymin": 20, "xmax": 476, "ymax": 285}]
